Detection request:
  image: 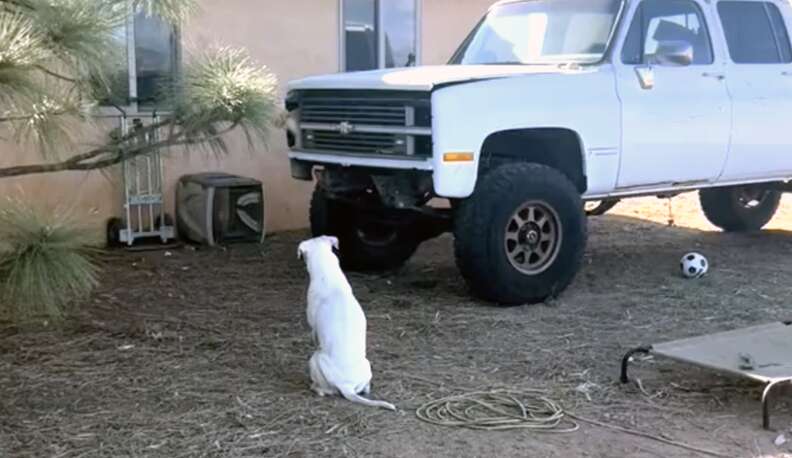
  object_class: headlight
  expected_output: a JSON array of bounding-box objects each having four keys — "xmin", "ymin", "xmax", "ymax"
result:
[{"xmin": 285, "ymin": 91, "xmax": 299, "ymax": 112}]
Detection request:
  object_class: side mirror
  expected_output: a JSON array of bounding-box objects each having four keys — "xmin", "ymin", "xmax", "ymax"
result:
[{"xmin": 652, "ymin": 40, "xmax": 693, "ymax": 66}]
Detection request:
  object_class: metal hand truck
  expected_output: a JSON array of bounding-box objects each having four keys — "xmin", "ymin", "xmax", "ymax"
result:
[{"xmin": 107, "ymin": 113, "xmax": 175, "ymax": 247}]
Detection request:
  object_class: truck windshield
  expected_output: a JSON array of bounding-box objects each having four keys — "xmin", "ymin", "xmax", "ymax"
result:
[{"xmin": 451, "ymin": 0, "xmax": 623, "ymax": 65}]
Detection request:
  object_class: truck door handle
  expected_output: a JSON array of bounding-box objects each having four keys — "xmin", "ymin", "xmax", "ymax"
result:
[
  {"xmin": 702, "ymin": 72, "xmax": 725, "ymax": 81},
  {"xmin": 635, "ymin": 66, "xmax": 655, "ymax": 90}
]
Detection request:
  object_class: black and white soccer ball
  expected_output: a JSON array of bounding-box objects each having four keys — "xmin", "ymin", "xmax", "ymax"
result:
[{"xmin": 680, "ymin": 253, "xmax": 709, "ymax": 279}]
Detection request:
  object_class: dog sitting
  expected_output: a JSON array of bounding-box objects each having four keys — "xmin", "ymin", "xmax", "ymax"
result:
[{"xmin": 298, "ymin": 236, "xmax": 396, "ymax": 411}]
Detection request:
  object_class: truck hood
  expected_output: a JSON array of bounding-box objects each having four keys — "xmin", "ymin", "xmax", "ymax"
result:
[{"xmin": 287, "ymin": 65, "xmax": 578, "ymax": 92}]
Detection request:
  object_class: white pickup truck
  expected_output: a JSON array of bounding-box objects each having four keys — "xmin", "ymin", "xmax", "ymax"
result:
[{"xmin": 285, "ymin": 0, "xmax": 792, "ymax": 305}]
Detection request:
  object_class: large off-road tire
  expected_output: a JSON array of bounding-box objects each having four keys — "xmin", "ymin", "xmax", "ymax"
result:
[
  {"xmin": 310, "ymin": 186, "xmax": 419, "ymax": 271},
  {"xmin": 454, "ymin": 163, "xmax": 587, "ymax": 305},
  {"xmin": 699, "ymin": 185, "xmax": 781, "ymax": 232}
]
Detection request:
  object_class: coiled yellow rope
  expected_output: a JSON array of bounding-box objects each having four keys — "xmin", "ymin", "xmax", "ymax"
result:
[
  {"xmin": 416, "ymin": 389, "xmax": 730, "ymax": 457},
  {"xmin": 415, "ymin": 390, "xmax": 579, "ymax": 433}
]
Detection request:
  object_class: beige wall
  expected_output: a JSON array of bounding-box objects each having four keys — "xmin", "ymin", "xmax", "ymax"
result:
[
  {"xmin": 422, "ymin": 0, "xmax": 492, "ymax": 65},
  {"xmin": 0, "ymin": 0, "xmax": 495, "ymax": 238}
]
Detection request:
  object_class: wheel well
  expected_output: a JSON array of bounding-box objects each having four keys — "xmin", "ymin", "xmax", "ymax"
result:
[{"xmin": 479, "ymin": 128, "xmax": 587, "ymax": 193}]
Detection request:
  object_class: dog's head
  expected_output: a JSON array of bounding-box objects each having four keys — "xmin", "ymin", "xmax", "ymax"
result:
[{"xmin": 297, "ymin": 236, "xmax": 340, "ymax": 263}]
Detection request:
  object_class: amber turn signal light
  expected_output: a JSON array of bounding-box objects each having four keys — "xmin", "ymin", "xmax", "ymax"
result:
[{"xmin": 443, "ymin": 152, "xmax": 474, "ymax": 163}]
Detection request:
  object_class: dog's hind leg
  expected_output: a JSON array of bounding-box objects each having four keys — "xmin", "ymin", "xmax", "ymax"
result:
[
  {"xmin": 359, "ymin": 383, "xmax": 371, "ymax": 396},
  {"xmin": 308, "ymin": 353, "xmax": 325, "ymax": 396},
  {"xmin": 309, "ymin": 352, "xmax": 335, "ymax": 397}
]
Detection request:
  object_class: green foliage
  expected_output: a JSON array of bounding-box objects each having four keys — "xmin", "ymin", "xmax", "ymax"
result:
[
  {"xmin": 0, "ymin": 199, "xmax": 99, "ymax": 324},
  {"xmin": 175, "ymin": 47, "xmax": 279, "ymax": 154},
  {"xmin": 13, "ymin": 94, "xmax": 88, "ymax": 159},
  {"xmin": 0, "ymin": 12, "xmax": 47, "ymax": 107},
  {"xmin": 132, "ymin": 0, "xmax": 199, "ymax": 23},
  {"xmin": 31, "ymin": 0, "xmax": 126, "ymax": 79},
  {"xmin": 0, "ymin": 0, "xmax": 280, "ymax": 169}
]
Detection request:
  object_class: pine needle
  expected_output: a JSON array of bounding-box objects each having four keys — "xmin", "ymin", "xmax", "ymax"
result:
[
  {"xmin": 132, "ymin": 0, "xmax": 199, "ymax": 24},
  {"xmin": 0, "ymin": 198, "xmax": 99, "ymax": 324},
  {"xmin": 0, "ymin": 12, "xmax": 46, "ymax": 106},
  {"xmin": 29, "ymin": 0, "xmax": 126, "ymax": 82},
  {"xmin": 173, "ymin": 46, "xmax": 279, "ymax": 154}
]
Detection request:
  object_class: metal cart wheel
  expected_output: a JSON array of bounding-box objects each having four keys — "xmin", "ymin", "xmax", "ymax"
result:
[
  {"xmin": 155, "ymin": 213, "xmax": 175, "ymax": 243},
  {"xmin": 106, "ymin": 218, "xmax": 123, "ymax": 248}
]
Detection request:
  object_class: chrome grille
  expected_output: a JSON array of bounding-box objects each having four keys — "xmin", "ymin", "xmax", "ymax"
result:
[
  {"xmin": 294, "ymin": 90, "xmax": 431, "ymax": 157},
  {"xmin": 303, "ymin": 131, "xmax": 406, "ymax": 155},
  {"xmin": 301, "ymin": 98, "xmax": 407, "ymax": 127}
]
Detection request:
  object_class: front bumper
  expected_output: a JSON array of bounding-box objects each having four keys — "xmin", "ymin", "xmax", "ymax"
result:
[
  {"xmin": 288, "ymin": 150, "xmax": 476, "ymax": 200},
  {"xmin": 289, "ymin": 150, "xmax": 433, "ymax": 175}
]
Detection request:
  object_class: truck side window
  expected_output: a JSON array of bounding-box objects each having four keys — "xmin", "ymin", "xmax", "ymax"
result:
[
  {"xmin": 718, "ymin": 1, "xmax": 792, "ymax": 64},
  {"xmin": 622, "ymin": 0, "xmax": 714, "ymax": 65}
]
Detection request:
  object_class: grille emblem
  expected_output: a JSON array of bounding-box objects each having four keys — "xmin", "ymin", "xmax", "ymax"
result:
[{"xmin": 336, "ymin": 121, "xmax": 355, "ymax": 135}]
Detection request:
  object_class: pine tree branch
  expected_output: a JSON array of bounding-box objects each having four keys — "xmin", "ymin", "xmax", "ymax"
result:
[
  {"xmin": 0, "ymin": 111, "xmax": 70, "ymax": 123},
  {"xmin": 0, "ymin": 0, "xmax": 32, "ymax": 13},
  {"xmin": 0, "ymin": 121, "xmax": 239, "ymax": 178},
  {"xmin": 0, "ymin": 0, "xmax": 30, "ymax": 7},
  {"xmin": 34, "ymin": 65, "xmax": 78, "ymax": 83}
]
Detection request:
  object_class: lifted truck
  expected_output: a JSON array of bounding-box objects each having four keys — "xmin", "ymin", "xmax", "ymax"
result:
[{"xmin": 286, "ymin": 0, "xmax": 792, "ymax": 305}]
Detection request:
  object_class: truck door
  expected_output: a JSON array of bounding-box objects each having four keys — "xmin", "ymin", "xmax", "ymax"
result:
[
  {"xmin": 614, "ymin": 0, "xmax": 731, "ymax": 189},
  {"xmin": 716, "ymin": 0, "xmax": 792, "ymax": 181}
]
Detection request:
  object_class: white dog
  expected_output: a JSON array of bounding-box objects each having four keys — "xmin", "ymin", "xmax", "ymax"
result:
[{"xmin": 298, "ymin": 236, "xmax": 396, "ymax": 411}]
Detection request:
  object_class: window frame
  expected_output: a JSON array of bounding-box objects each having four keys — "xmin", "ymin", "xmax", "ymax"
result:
[
  {"xmin": 765, "ymin": 2, "xmax": 792, "ymax": 62},
  {"xmin": 100, "ymin": 7, "xmax": 182, "ymax": 115},
  {"xmin": 620, "ymin": 0, "xmax": 715, "ymax": 66},
  {"xmin": 338, "ymin": 0, "xmax": 422, "ymax": 72},
  {"xmin": 717, "ymin": 0, "xmax": 792, "ymax": 65}
]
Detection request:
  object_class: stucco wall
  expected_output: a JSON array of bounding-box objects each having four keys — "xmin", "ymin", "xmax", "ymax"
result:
[
  {"xmin": 0, "ymin": 0, "xmax": 495, "ymax": 238},
  {"xmin": 422, "ymin": 0, "xmax": 491, "ymax": 65}
]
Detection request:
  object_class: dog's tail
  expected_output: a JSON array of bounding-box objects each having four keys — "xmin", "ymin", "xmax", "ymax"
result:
[
  {"xmin": 339, "ymin": 389, "xmax": 397, "ymax": 411},
  {"xmin": 313, "ymin": 352, "xmax": 396, "ymax": 411}
]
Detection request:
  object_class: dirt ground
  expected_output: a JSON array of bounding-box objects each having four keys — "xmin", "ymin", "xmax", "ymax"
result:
[{"xmin": 2, "ymin": 193, "xmax": 792, "ymax": 458}]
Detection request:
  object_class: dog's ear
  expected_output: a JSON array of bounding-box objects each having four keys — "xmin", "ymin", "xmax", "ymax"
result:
[
  {"xmin": 297, "ymin": 242, "xmax": 308, "ymax": 260},
  {"xmin": 327, "ymin": 236, "xmax": 340, "ymax": 251}
]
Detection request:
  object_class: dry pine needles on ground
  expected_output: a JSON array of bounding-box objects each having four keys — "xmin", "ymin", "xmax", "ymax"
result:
[{"xmin": 4, "ymin": 197, "xmax": 791, "ymax": 458}]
